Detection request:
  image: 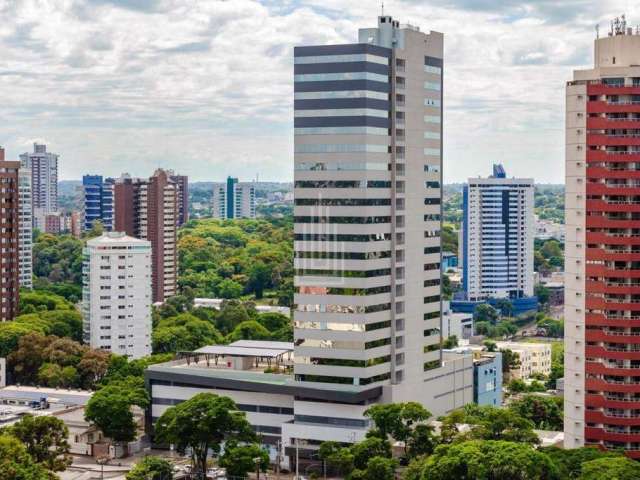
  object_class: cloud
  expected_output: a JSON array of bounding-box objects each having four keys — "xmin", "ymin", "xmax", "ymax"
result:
[{"xmin": 0, "ymin": 0, "xmax": 638, "ymax": 183}]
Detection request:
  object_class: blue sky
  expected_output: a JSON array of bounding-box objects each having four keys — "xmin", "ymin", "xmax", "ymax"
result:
[{"xmin": 0, "ymin": 0, "xmax": 638, "ymax": 183}]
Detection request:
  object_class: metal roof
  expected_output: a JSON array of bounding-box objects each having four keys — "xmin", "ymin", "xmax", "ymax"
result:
[
  {"xmin": 230, "ymin": 340, "xmax": 294, "ymax": 350},
  {"xmin": 194, "ymin": 345, "xmax": 291, "ymax": 358}
]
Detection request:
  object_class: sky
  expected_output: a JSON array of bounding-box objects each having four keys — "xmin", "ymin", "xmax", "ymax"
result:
[{"xmin": 0, "ymin": 0, "xmax": 639, "ymax": 183}]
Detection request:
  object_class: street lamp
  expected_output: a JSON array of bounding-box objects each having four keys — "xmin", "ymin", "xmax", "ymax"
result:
[
  {"xmin": 254, "ymin": 456, "xmax": 262, "ymax": 480},
  {"xmin": 95, "ymin": 455, "xmax": 110, "ymax": 480}
]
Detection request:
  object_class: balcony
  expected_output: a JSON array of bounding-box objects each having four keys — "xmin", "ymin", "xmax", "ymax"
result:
[
  {"xmin": 585, "ymin": 345, "xmax": 640, "ymax": 361},
  {"xmin": 587, "ymin": 83, "xmax": 640, "ymax": 95},
  {"xmin": 588, "ymin": 101, "xmax": 640, "ymax": 114},
  {"xmin": 587, "ymin": 149, "xmax": 640, "ymax": 163},
  {"xmin": 585, "ymin": 328, "xmax": 640, "ymax": 343},
  {"xmin": 587, "ymin": 116, "xmax": 640, "ymax": 129},
  {"xmin": 586, "ymin": 166, "xmax": 640, "ymax": 179},
  {"xmin": 588, "ymin": 134, "xmax": 640, "ymax": 147}
]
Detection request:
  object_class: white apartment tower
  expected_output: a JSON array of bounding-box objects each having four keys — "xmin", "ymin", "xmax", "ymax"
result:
[
  {"xmin": 462, "ymin": 165, "xmax": 534, "ymax": 301},
  {"xmin": 19, "ymin": 143, "xmax": 58, "ymax": 223},
  {"xmin": 18, "ymin": 169, "xmax": 33, "ymax": 289},
  {"xmin": 82, "ymin": 232, "xmax": 152, "ymax": 359},
  {"xmin": 211, "ymin": 177, "xmax": 256, "ymax": 219},
  {"xmin": 291, "ymin": 16, "xmax": 471, "ymax": 441}
]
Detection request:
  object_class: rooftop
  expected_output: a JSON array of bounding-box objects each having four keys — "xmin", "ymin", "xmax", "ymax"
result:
[{"xmin": 86, "ymin": 231, "xmax": 150, "ymax": 247}]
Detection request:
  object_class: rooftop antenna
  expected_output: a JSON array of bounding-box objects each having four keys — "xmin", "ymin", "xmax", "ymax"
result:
[
  {"xmin": 381, "ymin": 1, "xmax": 384, "ymax": 16},
  {"xmin": 596, "ymin": 24, "xmax": 599, "ymax": 39}
]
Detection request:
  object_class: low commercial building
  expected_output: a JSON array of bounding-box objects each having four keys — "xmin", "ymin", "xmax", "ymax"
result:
[
  {"xmin": 193, "ymin": 298, "xmax": 290, "ymax": 317},
  {"xmin": 442, "ymin": 301, "xmax": 473, "ymax": 340},
  {"xmin": 145, "ymin": 340, "xmax": 473, "ymax": 468},
  {"xmin": 495, "ymin": 341, "xmax": 551, "ymax": 379},
  {"xmin": 473, "ymin": 352, "xmax": 502, "ymax": 406}
]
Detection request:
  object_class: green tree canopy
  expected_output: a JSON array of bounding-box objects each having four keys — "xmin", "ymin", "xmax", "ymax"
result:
[
  {"xmin": 126, "ymin": 456, "xmax": 174, "ymax": 480},
  {"xmin": 85, "ymin": 377, "xmax": 149, "ymax": 444},
  {"xmin": 509, "ymin": 395, "xmax": 563, "ymax": 431},
  {"xmin": 579, "ymin": 456, "xmax": 640, "ymax": 480},
  {"xmin": 154, "ymin": 393, "xmax": 255, "ymax": 476},
  {"xmin": 421, "ymin": 440, "xmax": 559, "ymax": 480},
  {"xmin": 7, "ymin": 414, "xmax": 71, "ymax": 472},
  {"xmin": 219, "ymin": 442, "xmax": 269, "ymax": 478},
  {"xmin": 0, "ymin": 434, "xmax": 51, "ymax": 480}
]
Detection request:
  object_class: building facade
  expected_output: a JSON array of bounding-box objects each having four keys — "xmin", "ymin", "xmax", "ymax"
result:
[
  {"xmin": 113, "ymin": 170, "xmax": 180, "ymax": 302},
  {"xmin": 462, "ymin": 164, "xmax": 534, "ymax": 302},
  {"xmin": 169, "ymin": 172, "xmax": 189, "ymax": 226},
  {"xmin": 473, "ymin": 351, "xmax": 502, "ymax": 407},
  {"xmin": 19, "ymin": 143, "xmax": 58, "ymax": 219},
  {"xmin": 291, "ymin": 15, "xmax": 473, "ymax": 441},
  {"xmin": 18, "ymin": 168, "xmax": 32, "ymax": 289},
  {"xmin": 0, "ymin": 148, "xmax": 20, "ymax": 321},
  {"xmin": 495, "ymin": 341, "xmax": 551, "ymax": 379},
  {"xmin": 211, "ymin": 177, "xmax": 256, "ymax": 219},
  {"xmin": 82, "ymin": 232, "xmax": 152, "ymax": 358},
  {"xmin": 82, "ymin": 175, "xmax": 114, "ymax": 231},
  {"xmin": 565, "ymin": 18, "xmax": 640, "ymax": 456}
]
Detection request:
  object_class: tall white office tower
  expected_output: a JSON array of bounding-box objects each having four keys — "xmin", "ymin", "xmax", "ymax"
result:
[
  {"xmin": 18, "ymin": 169, "xmax": 33, "ymax": 289},
  {"xmin": 82, "ymin": 232, "xmax": 152, "ymax": 359},
  {"xmin": 211, "ymin": 176, "xmax": 256, "ymax": 219},
  {"xmin": 462, "ymin": 165, "xmax": 534, "ymax": 301},
  {"xmin": 19, "ymin": 143, "xmax": 58, "ymax": 229},
  {"xmin": 290, "ymin": 16, "xmax": 471, "ymax": 445}
]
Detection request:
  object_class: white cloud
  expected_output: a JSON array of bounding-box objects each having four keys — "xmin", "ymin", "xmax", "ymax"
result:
[{"xmin": 0, "ymin": 0, "xmax": 638, "ymax": 182}]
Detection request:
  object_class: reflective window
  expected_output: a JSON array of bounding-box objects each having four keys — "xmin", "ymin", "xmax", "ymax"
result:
[
  {"xmin": 424, "ymin": 131, "xmax": 440, "ymax": 140},
  {"xmin": 295, "ymin": 127, "xmax": 389, "ymax": 135},
  {"xmin": 295, "ymin": 108, "xmax": 388, "ymax": 118},
  {"xmin": 424, "ymin": 81, "xmax": 441, "ymax": 91},
  {"xmin": 295, "ymin": 144, "xmax": 388, "ymax": 154},
  {"xmin": 424, "ymin": 148, "xmax": 440, "ymax": 156},
  {"xmin": 295, "ymin": 53, "xmax": 389, "ymax": 65},
  {"xmin": 424, "ymin": 115, "xmax": 441, "ymax": 123},
  {"xmin": 295, "ymin": 90, "xmax": 388, "ymax": 100},
  {"xmin": 424, "ymin": 98, "xmax": 441, "ymax": 107},
  {"xmin": 295, "ymin": 72, "xmax": 388, "ymax": 83},
  {"xmin": 424, "ymin": 65, "xmax": 442, "ymax": 74},
  {"xmin": 295, "ymin": 161, "xmax": 389, "ymax": 171}
]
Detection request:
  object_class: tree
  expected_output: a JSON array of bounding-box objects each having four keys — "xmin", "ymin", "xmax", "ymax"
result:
[
  {"xmin": 540, "ymin": 446, "xmax": 621, "ymax": 479},
  {"xmin": 217, "ymin": 279, "xmax": 243, "ymax": 299},
  {"xmin": 364, "ymin": 402, "xmax": 430, "ymax": 443},
  {"xmin": 0, "ymin": 434, "xmax": 51, "ymax": 480},
  {"xmin": 579, "ymin": 457, "xmax": 640, "ymax": 480},
  {"xmin": 154, "ymin": 393, "xmax": 255, "ymax": 476},
  {"xmin": 226, "ymin": 320, "xmax": 270, "ymax": 343},
  {"xmin": 457, "ymin": 404, "xmax": 539, "ymax": 444},
  {"xmin": 319, "ymin": 442, "xmax": 354, "ymax": 477},
  {"xmin": 85, "ymin": 377, "xmax": 149, "ymax": 448},
  {"xmin": 500, "ymin": 349, "xmax": 520, "ymax": 376},
  {"xmin": 246, "ymin": 262, "xmax": 271, "ymax": 299},
  {"xmin": 484, "ymin": 340, "xmax": 497, "ymax": 352},
  {"xmin": 443, "ymin": 335, "xmax": 458, "ymax": 349},
  {"xmin": 422, "ymin": 440, "xmax": 560, "ymax": 480},
  {"xmin": 126, "ymin": 456, "xmax": 174, "ymax": 480},
  {"xmin": 256, "ymin": 312, "xmax": 289, "ymax": 332},
  {"xmin": 494, "ymin": 298, "xmax": 513, "ymax": 317},
  {"xmin": 8, "ymin": 414, "xmax": 71, "ymax": 472},
  {"xmin": 509, "ymin": 395, "xmax": 563, "ymax": 431},
  {"xmin": 351, "ymin": 437, "xmax": 391, "ymax": 470},
  {"xmin": 351, "ymin": 456, "xmax": 397, "ymax": 480},
  {"xmin": 474, "ymin": 304, "xmax": 499, "ymax": 325},
  {"xmin": 219, "ymin": 442, "xmax": 269, "ymax": 478}
]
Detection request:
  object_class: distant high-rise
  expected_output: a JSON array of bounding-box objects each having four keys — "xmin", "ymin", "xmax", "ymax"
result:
[
  {"xmin": 169, "ymin": 172, "xmax": 189, "ymax": 226},
  {"xmin": 565, "ymin": 17, "xmax": 640, "ymax": 457},
  {"xmin": 18, "ymin": 169, "xmax": 33, "ymax": 289},
  {"xmin": 19, "ymin": 143, "xmax": 58, "ymax": 223},
  {"xmin": 211, "ymin": 177, "xmax": 255, "ymax": 219},
  {"xmin": 82, "ymin": 232, "xmax": 152, "ymax": 358},
  {"xmin": 82, "ymin": 175, "xmax": 114, "ymax": 231},
  {"xmin": 114, "ymin": 169, "xmax": 180, "ymax": 302},
  {"xmin": 462, "ymin": 165, "xmax": 534, "ymax": 302},
  {"xmin": 0, "ymin": 148, "xmax": 21, "ymax": 321}
]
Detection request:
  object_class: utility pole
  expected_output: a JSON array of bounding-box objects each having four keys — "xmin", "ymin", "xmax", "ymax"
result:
[
  {"xmin": 275, "ymin": 440, "xmax": 281, "ymax": 480},
  {"xmin": 295, "ymin": 438, "xmax": 299, "ymax": 480}
]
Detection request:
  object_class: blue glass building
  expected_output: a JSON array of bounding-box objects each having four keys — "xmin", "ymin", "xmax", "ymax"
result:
[{"xmin": 82, "ymin": 175, "xmax": 114, "ymax": 231}]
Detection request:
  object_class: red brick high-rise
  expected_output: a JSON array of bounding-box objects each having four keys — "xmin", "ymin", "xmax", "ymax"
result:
[
  {"xmin": 114, "ymin": 170, "xmax": 180, "ymax": 302},
  {"xmin": 0, "ymin": 147, "xmax": 20, "ymax": 321},
  {"xmin": 565, "ymin": 17, "xmax": 640, "ymax": 457}
]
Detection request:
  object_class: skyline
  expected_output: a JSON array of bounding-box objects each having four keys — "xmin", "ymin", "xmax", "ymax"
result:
[{"xmin": 1, "ymin": 1, "xmax": 639, "ymax": 183}]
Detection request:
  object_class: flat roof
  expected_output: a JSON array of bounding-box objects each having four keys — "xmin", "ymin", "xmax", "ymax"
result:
[
  {"xmin": 0, "ymin": 386, "xmax": 92, "ymax": 406},
  {"xmin": 194, "ymin": 345, "xmax": 292, "ymax": 358},
  {"xmin": 231, "ymin": 340, "xmax": 294, "ymax": 350}
]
